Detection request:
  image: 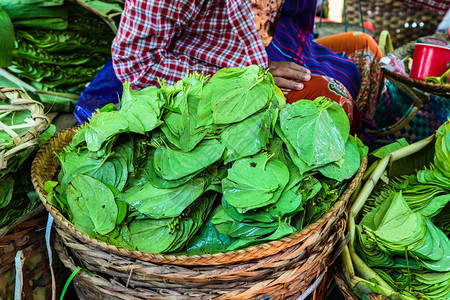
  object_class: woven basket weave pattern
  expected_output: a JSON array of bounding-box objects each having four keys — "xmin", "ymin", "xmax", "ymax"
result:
[
  {"xmin": 0, "ymin": 86, "xmax": 55, "ymax": 300},
  {"xmin": 346, "ymin": 0, "xmax": 444, "ymax": 48},
  {"xmin": 32, "ymin": 127, "xmax": 367, "ymax": 299},
  {"xmin": 0, "ymin": 205, "xmax": 53, "ymax": 299},
  {"xmin": 0, "ymin": 86, "xmax": 50, "ymax": 170}
]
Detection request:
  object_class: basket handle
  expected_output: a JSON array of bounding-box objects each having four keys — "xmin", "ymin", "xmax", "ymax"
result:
[
  {"xmin": 379, "ymin": 30, "xmax": 394, "ymax": 56},
  {"xmin": 368, "ymin": 73, "xmax": 430, "ymax": 138}
]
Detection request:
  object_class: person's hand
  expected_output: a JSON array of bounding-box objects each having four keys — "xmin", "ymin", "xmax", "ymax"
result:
[{"xmin": 268, "ymin": 61, "xmax": 311, "ymax": 90}]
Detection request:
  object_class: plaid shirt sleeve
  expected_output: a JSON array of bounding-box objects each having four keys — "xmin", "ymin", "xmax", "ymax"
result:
[{"xmin": 112, "ymin": 0, "xmax": 268, "ymax": 90}]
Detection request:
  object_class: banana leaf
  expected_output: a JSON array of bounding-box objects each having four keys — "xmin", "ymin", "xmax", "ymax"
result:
[
  {"xmin": 68, "ymin": 0, "xmax": 123, "ymax": 33},
  {"xmin": 0, "ymin": 6, "xmax": 14, "ymax": 68},
  {"xmin": 1, "ymin": 0, "xmax": 63, "ymax": 6},
  {"xmin": 1, "ymin": 4, "xmax": 68, "ymax": 22}
]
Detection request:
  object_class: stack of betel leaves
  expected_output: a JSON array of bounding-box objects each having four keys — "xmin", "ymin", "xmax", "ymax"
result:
[
  {"xmin": 351, "ymin": 120, "xmax": 450, "ymax": 299},
  {"xmin": 0, "ymin": 0, "xmax": 122, "ymax": 110},
  {"xmin": 45, "ymin": 65, "xmax": 367, "ymax": 254},
  {"xmin": 0, "ymin": 88, "xmax": 55, "ymax": 234}
]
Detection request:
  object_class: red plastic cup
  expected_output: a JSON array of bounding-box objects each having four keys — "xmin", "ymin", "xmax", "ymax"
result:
[{"xmin": 409, "ymin": 43, "xmax": 450, "ymax": 81}]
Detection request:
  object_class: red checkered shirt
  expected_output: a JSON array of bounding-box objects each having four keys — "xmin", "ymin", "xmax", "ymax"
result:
[
  {"xmin": 112, "ymin": 0, "xmax": 268, "ymax": 89},
  {"xmin": 398, "ymin": 0, "xmax": 449, "ymax": 15}
]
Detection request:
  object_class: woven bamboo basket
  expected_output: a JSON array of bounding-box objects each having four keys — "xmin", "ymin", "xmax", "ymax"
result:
[
  {"xmin": 345, "ymin": 0, "xmax": 445, "ymax": 48},
  {"xmin": 334, "ymin": 134, "xmax": 440, "ymax": 299},
  {"xmin": 0, "ymin": 207, "xmax": 52, "ymax": 300},
  {"xmin": 0, "ymin": 86, "xmax": 50, "ymax": 169},
  {"xmin": 381, "ymin": 33, "xmax": 450, "ymax": 97},
  {"xmin": 0, "ymin": 86, "xmax": 57, "ymax": 300},
  {"xmin": 368, "ymin": 32, "xmax": 450, "ymax": 144},
  {"xmin": 31, "ymin": 126, "xmax": 367, "ymax": 299}
]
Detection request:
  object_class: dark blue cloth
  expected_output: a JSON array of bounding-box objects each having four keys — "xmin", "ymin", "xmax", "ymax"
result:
[
  {"xmin": 266, "ymin": 0, "xmax": 361, "ymax": 100},
  {"xmin": 74, "ymin": 60, "xmax": 123, "ymax": 124}
]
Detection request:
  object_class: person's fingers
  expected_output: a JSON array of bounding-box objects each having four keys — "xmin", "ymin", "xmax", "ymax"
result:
[
  {"xmin": 268, "ymin": 61, "xmax": 310, "ymax": 75},
  {"xmin": 281, "ymin": 62, "xmax": 310, "ymax": 74},
  {"xmin": 272, "ymin": 76, "xmax": 304, "ymax": 90},
  {"xmin": 269, "ymin": 66, "xmax": 311, "ymax": 81}
]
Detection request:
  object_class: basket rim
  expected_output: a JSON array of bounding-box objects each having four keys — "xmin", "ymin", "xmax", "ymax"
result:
[
  {"xmin": 381, "ymin": 32, "xmax": 450, "ymax": 96},
  {"xmin": 32, "ymin": 126, "xmax": 367, "ymax": 266},
  {"xmin": 0, "ymin": 204, "xmax": 44, "ymax": 239},
  {"xmin": 0, "ymin": 86, "xmax": 51, "ymax": 171},
  {"xmin": 383, "ymin": 69, "xmax": 450, "ymax": 96}
]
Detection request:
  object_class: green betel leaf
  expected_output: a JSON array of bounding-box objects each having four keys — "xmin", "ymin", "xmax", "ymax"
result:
[
  {"xmin": 412, "ymin": 218, "xmax": 444, "ymax": 261},
  {"xmin": 129, "ymin": 192, "xmax": 215, "ymax": 253},
  {"xmin": 128, "ymin": 218, "xmax": 176, "ymax": 253},
  {"xmin": 211, "ymin": 205, "xmax": 278, "ymax": 239},
  {"xmin": 274, "ymin": 122, "xmax": 316, "ymax": 176},
  {"xmin": 371, "ymin": 138, "xmax": 409, "ymax": 159},
  {"xmin": 0, "ymin": 5, "xmax": 14, "ymax": 68},
  {"xmin": 154, "ymin": 139, "xmax": 225, "ymax": 181},
  {"xmin": 207, "ymin": 65, "xmax": 274, "ymax": 124},
  {"xmin": 196, "ymin": 97, "xmax": 213, "ymax": 128},
  {"xmin": 85, "ymin": 111, "xmax": 129, "ymax": 152},
  {"xmin": 162, "ymin": 78, "xmax": 207, "ymax": 151},
  {"xmin": 66, "ymin": 174, "xmax": 118, "ymax": 237},
  {"xmin": 222, "ymin": 153, "xmax": 289, "ymax": 212},
  {"xmin": 419, "ymin": 221, "xmax": 450, "ymax": 272},
  {"xmin": 362, "ymin": 191, "xmax": 426, "ymax": 251},
  {"xmin": 0, "ymin": 176, "xmax": 14, "ymax": 209},
  {"xmin": 318, "ymin": 135, "xmax": 362, "ymax": 181},
  {"xmin": 221, "ymin": 110, "xmax": 274, "ymax": 164},
  {"xmin": 179, "ymin": 75, "xmax": 209, "ymax": 151},
  {"xmin": 186, "ymin": 220, "xmax": 235, "ymax": 255},
  {"xmin": 279, "ymin": 96, "xmax": 349, "ymax": 167},
  {"xmin": 222, "ymin": 182, "xmax": 303, "ymax": 224},
  {"xmin": 118, "ymin": 178, "xmax": 206, "ymax": 219},
  {"xmin": 57, "ymin": 136, "xmax": 132, "ymax": 194},
  {"xmin": 434, "ymin": 120, "xmax": 450, "ymax": 176},
  {"xmin": 129, "ymin": 146, "xmax": 201, "ymax": 189},
  {"xmin": 120, "ymin": 82, "xmax": 164, "ymax": 132},
  {"xmin": 225, "ymin": 220, "xmax": 296, "ymax": 251}
]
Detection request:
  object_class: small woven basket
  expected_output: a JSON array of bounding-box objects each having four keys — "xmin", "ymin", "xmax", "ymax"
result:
[
  {"xmin": 334, "ymin": 134, "xmax": 437, "ymax": 299},
  {"xmin": 0, "ymin": 207, "xmax": 52, "ymax": 300},
  {"xmin": 0, "ymin": 86, "xmax": 50, "ymax": 170},
  {"xmin": 369, "ymin": 32, "xmax": 450, "ymax": 144},
  {"xmin": 345, "ymin": 0, "xmax": 445, "ymax": 48},
  {"xmin": 32, "ymin": 126, "xmax": 367, "ymax": 299},
  {"xmin": 0, "ymin": 86, "xmax": 57, "ymax": 300},
  {"xmin": 381, "ymin": 33, "xmax": 450, "ymax": 97}
]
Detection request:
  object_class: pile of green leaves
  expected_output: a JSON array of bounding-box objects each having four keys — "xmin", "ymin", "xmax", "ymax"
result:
[
  {"xmin": 46, "ymin": 66, "xmax": 366, "ymax": 254},
  {"xmin": 0, "ymin": 1, "xmax": 121, "ymax": 98},
  {"xmin": 355, "ymin": 120, "xmax": 450, "ymax": 299},
  {"xmin": 0, "ymin": 106, "xmax": 55, "ymax": 233},
  {"xmin": 6, "ymin": 3, "xmax": 116, "ymax": 94}
]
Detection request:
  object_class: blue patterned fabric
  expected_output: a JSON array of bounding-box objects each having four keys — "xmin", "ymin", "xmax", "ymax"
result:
[
  {"xmin": 374, "ymin": 80, "xmax": 450, "ymax": 143},
  {"xmin": 266, "ymin": 0, "xmax": 362, "ymax": 100},
  {"xmin": 73, "ymin": 60, "xmax": 123, "ymax": 124}
]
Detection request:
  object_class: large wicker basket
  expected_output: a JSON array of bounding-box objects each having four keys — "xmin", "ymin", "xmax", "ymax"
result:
[
  {"xmin": 0, "ymin": 207, "xmax": 53, "ymax": 300},
  {"xmin": 31, "ymin": 127, "xmax": 367, "ymax": 299},
  {"xmin": 334, "ymin": 134, "xmax": 439, "ymax": 299},
  {"xmin": 0, "ymin": 86, "xmax": 57, "ymax": 300},
  {"xmin": 345, "ymin": 0, "xmax": 445, "ymax": 48}
]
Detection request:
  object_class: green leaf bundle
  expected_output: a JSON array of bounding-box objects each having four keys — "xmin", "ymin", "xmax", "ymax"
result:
[{"xmin": 46, "ymin": 66, "xmax": 365, "ymax": 255}]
